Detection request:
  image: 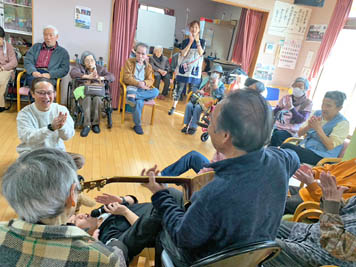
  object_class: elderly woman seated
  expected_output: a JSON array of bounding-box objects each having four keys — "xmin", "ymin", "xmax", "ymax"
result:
[
  {"xmin": 181, "ymin": 64, "xmax": 225, "ymax": 135},
  {"xmin": 0, "ymin": 148, "xmax": 125, "ymax": 266},
  {"xmin": 70, "ymin": 51, "xmax": 115, "ymax": 137},
  {"xmin": 149, "ymin": 45, "xmax": 171, "ymax": 99},
  {"xmin": 243, "ymin": 77, "xmax": 265, "ymax": 94},
  {"xmin": 270, "ymin": 77, "xmax": 313, "ymax": 147},
  {"xmin": 281, "ymin": 90, "xmax": 349, "ymax": 165}
]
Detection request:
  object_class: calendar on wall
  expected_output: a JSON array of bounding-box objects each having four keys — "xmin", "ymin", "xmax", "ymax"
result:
[
  {"xmin": 277, "ymin": 39, "xmax": 302, "ymax": 69},
  {"xmin": 268, "ymin": 1, "xmax": 312, "ymax": 40}
]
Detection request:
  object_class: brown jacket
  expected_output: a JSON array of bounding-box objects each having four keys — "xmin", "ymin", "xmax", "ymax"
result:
[{"xmin": 122, "ymin": 58, "xmax": 154, "ymax": 88}]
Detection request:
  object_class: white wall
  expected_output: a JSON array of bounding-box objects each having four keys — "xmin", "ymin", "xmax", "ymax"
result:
[
  {"xmin": 213, "ymin": 4, "xmax": 242, "ymax": 21},
  {"xmin": 33, "ymin": 0, "xmax": 113, "ymax": 104},
  {"xmin": 140, "ymin": 0, "xmax": 217, "ymax": 42},
  {"xmin": 33, "ymin": 0, "xmax": 112, "ymax": 64}
]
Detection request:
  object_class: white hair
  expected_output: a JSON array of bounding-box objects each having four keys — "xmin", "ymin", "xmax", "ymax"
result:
[
  {"xmin": 154, "ymin": 45, "xmax": 163, "ymax": 52},
  {"xmin": 2, "ymin": 148, "xmax": 79, "ymax": 223},
  {"xmin": 43, "ymin": 25, "xmax": 59, "ymax": 35}
]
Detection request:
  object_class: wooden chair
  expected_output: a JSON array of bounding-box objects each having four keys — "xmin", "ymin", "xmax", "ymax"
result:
[
  {"xmin": 16, "ymin": 70, "xmax": 61, "ymax": 112},
  {"xmin": 161, "ymin": 241, "xmax": 281, "ymax": 267},
  {"xmin": 119, "ymin": 69, "xmax": 156, "ymax": 125}
]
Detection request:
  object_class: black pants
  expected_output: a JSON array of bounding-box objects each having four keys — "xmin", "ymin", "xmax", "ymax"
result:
[
  {"xmin": 270, "ymin": 129, "xmax": 292, "ymax": 147},
  {"xmin": 154, "ymin": 72, "xmax": 171, "ymax": 96},
  {"xmin": 280, "ymin": 143, "xmax": 323, "ymax": 165},
  {"xmin": 284, "ymin": 186, "xmax": 303, "ymax": 214},
  {"xmin": 105, "ymin": 188, "xmax": 184, "ymax": 263}
]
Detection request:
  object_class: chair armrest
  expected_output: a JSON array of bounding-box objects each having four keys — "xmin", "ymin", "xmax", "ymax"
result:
[
  {"xmin": 282, "ymin": 137, "xmax": 304, "ymax": 145},
  {"xmin": 316, "ymin": 157, "xmax": 342, "ymax": 166},
  {"xmin": 17, "ymin": 70, "xmax": 26, "ymax": 90},
  {"xmin": 293, "ymin": 209, "xmax": 323, "ymax": 222},
  {"xmin": 185, "ymin": 91, "xmax": 193, "ymax": 105},
  {"xmin": 293, "ymin": 201, "xmax": 321, "ymax": 222}
]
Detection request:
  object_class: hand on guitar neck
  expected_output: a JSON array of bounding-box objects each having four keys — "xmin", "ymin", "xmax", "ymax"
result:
[{"xmin": 141, "ymin": 165, "xmax": 167, "ymax": 194}]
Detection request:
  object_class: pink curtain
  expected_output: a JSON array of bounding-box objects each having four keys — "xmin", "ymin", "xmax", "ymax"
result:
[
  {"xmin": 309, "ymin": 0, "xmax": 352, "ymax": 80},
  {"xmin": 231, "ymin": 8, "xmax": 263, "ymax": 73},
  {"xmin": 109, "ymin": 0, "xmax": 139, "ymax": 108}
]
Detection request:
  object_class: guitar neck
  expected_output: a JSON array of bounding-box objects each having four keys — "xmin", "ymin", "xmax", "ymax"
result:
[{"xmin": 81, "ymin": 176, "xmax": 193, "ymax": 191}]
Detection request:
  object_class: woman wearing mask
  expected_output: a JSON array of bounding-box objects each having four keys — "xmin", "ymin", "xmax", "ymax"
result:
[
  {"xmin": 270, "ymin": 77, "xmax": 313, "ymax": 146},
  {"xmin": 168, "ymin": 20, "xmax": 205, "ymax": 115},
  {"xmin": 181, "ymin": 64, "xmax": 225, "ymax": 135}
]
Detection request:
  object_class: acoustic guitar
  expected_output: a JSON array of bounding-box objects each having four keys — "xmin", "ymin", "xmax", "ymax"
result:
[{"xmin": 80, "ymin": 171, "xmax": 215, "ymax": 200}]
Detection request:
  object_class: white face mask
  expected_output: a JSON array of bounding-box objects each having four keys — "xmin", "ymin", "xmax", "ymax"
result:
[
  {"xmin": 292, "ymin": 87, "xmax": 304, "ymax": 98},
  {"xmin": 210, "ymin": 72, "xmax": 219, "ymax": 80}
]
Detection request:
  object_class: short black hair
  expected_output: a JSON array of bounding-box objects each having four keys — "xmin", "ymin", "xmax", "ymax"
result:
[
  {"xmin": 0, "ymin": 27, "xmax": 5, "ymax": 38},
  {"xmin": 216, "ymin": 89, "xmax": 273, "ymax": 152},
  {"xmin": 30, "ymin": 77, "xmax": 54, "ymax": 93},
  {"xmin": 324, "ymin": 90, "xmax": 347, "ymax": 107}
]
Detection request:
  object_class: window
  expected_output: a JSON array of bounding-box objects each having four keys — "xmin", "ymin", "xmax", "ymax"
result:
[
  {"xmin": 312, "ymin": 29, "xmax": 356, "ymax": 132},
  {"xmin": 139, "ymin": 4, "xmax": 174, "ymax": 16},
  {"xmin": 139, "ymin": 4, "xmax": 164, "ymax": 14}
]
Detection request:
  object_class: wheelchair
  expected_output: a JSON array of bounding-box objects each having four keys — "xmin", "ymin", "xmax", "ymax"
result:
[{"xmin": 67, "ymin": 78, "xmax": 113, "ymax": 129}]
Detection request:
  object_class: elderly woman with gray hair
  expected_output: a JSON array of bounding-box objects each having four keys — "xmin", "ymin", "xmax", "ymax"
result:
[
  {"xmin": 0, "ymin": 148, "xmax": 126, "ymax": 266},
  {"xmin": 271, "ymin": 77, "xmax": 313, "ymax": 147},
  {"xmin": 281, "ymin": 90, "xmax": 349, "ymax": 165},
  {"xmin": 149, "ymin": 45, "xmax": 171, "ymax": 99},
  {"xmin": 70, "ymin": 51, "xmax": 115, "ymax": 137}
]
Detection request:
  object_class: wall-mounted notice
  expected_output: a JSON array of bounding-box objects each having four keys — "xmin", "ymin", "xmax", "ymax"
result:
[
  {"xmin": 75, "ymin": 6, "xmax": 91, "ymax": 29},
  {"xmin": 268, "ymin": 1, "xmax": 311, "ymax": 39},
  {"xmin": 278, "ymin": 38, "xmax": 302, "ymax": 69}
]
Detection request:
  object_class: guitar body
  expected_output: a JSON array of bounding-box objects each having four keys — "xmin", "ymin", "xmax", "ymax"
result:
[{"xmin": 81, "ymin": 171, "xmax": 215, "ymax": 200}]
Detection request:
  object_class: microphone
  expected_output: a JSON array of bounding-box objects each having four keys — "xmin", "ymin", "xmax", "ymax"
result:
[{"xmin": 90, "ymin": 205, "xmax": 106, "ymax": 218}]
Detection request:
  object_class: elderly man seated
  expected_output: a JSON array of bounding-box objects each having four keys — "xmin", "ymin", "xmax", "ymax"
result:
[
  {"xmin": 0, "ymin": 148, "xmax": 126, "ymax": 266},
  {"xmin": 70, "ymin": 51, "xmax": 115, "ymax": 137},
  {"xmin": 16, "ymin": 77, "xmax": 84, "ymax": 169},
  {"xmin": 123, "ymin": 42, "xmax": 159, "ymax": 135},
  {"xmin": 141, "ymin": 90, "xmax": 300, "ymax": 266},
  {"xmin": 264, "ymin": 171, "xmax": 356, "ymax": 267},
  {"xmin": 149, "ymin": 45, "xmax": 171, "ymax": 99},
  {"xmin": 24, "ymin": 25, "xmax": 69, "ymax": 87}
]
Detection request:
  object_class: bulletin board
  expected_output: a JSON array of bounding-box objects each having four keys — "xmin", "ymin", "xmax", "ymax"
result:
[{"xmin": 268, "ymin": 1, "xmax": 312, "ymax": 40}]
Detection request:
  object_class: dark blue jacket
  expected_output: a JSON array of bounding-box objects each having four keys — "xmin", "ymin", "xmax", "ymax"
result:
[
  {"xmin": 24, "ymin": 42, "xmax": 70, "ymax": 79},
  {"xmin": 152, "ymin": 147, "xmax": 300, "ymax": 262}
]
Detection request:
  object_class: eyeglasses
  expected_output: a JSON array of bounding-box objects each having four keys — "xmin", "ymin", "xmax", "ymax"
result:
[{"xmin": 34, "ymin": 90, "xmax": 54, "ymax": 96}]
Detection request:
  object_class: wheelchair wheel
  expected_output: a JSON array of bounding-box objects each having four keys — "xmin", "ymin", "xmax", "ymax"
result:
[
  {"xmin": 201, "ymin": 132, "xmax": 209, "ymax": 142},
  {"xmin": 107, "ymin": 112, "xmax": 112, "ymax": 128}
]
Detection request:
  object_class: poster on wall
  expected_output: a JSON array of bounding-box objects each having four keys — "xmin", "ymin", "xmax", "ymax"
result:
[
  {"xmin": 278, "ymin": 38, "xmax": 302, "ymax": 70},
  {"xmin": 268, "ymin": 1, "xmax": 312, "ymax": 40},
  {"xmin": 294, "ymin": 0, "xmax": 325, "ymax": 7},
  {"xmin": 253, "ymin": 63, "xmax": 276, "ymax": 81},
  {"xmin": 75, "ymin": 6, "xmax": 91, "ymax": 29},
  {"xmin": 306, "ymin": 24, "xmax": 327, "ymax": 42}
]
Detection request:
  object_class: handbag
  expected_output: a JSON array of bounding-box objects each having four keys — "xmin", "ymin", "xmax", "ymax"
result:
[{"xmin": 84, "ymin": 84, "xmax": 105, "ymax": 97}]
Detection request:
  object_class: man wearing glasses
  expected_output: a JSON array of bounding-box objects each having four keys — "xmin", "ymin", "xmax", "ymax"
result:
[{"xmin": 16, "ymin": 77, "xmax": 84, "ymax": 169}]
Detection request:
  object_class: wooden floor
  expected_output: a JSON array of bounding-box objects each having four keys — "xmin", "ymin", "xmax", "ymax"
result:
[{"xmin": 0, "ymin": 97, "xmax": 215, "ymax": 265}]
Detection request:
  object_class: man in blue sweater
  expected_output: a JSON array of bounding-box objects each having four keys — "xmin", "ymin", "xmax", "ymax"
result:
[
  {"xmin": 24, "ymin": 25, "xmax": 70, "ymax": 87},
  {"xmin": 143, "ymin": 89, "xmax": 300, "ymax": 266}
]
